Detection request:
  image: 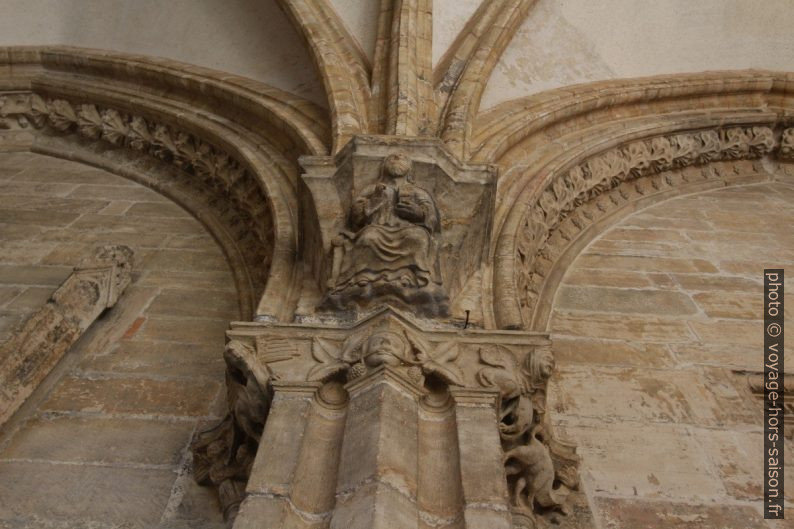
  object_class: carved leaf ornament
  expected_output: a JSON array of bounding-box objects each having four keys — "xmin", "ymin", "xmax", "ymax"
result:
[{"xmin": 307, "ymin": 329, "xmax": 464, "ymax": 386}]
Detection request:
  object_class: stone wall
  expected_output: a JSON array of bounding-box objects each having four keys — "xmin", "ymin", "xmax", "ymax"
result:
[
  {"xmin": 548, "ymin": 180, "xmax": 794, "ymax": 528},
  {"xmin": 0, "ymin": 1, "xmax": 792, "ymax": 526},
  {"xmin": 0, "ymin": 151, "xmax": 235, "ymax": 528}
]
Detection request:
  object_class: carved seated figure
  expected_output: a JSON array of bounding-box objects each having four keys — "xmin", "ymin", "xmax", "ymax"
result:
[{"xmin": 320, "ymin": 153, "xmax": 449, "ymax": 317}]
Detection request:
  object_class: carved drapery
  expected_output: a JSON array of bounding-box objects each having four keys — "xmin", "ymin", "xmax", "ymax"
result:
[
  {"xmin": 319, "ymin": 153, "xmax": 450, "ymax": 317},
  {"xmin": 298, "ymin": 137, "xmax": 496, "ymax": 326}
]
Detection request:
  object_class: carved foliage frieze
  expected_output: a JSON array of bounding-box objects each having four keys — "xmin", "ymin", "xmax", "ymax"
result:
[
  {"xmin": 0, "ymin": 92, "xmax": 273, "ymax": 297},
  {"xmin": 307, "ymin": 327, "xmax": 464, "ymax": 387},
  {"xmin": 515, "ymin": 126, "xmax": 778, "ymax": 322}
]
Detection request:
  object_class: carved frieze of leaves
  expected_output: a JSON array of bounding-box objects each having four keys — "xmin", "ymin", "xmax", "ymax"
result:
[
  {"xmin": 307, "ymin": 337, "xmax": 348, "ymax": 382},
  {"xmin": 127, "ymin": 115, "xmax": 152, "ymax": 150},
  {"xmin": 77, "ymin": 104, "xmax": 103, "ymax": 139},
  {"xmin": 515, "ymin": 125, "xmax": 779, "ymax": 322},
  {"xmin": 100, "ymin": 108, "xmax": 129, "ymax": 146},
  {"xmin": 48, "ymin": 99, "xmax": 78, "ymax": 132}
]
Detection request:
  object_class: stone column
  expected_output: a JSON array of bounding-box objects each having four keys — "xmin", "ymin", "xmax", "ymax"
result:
[
  {"xmin": 235, "ymin": 383, "xmax": 317, "ymax": 528},
  {"xmin": 194, "ymin": 144, "xmax": 581, "ymax": 529},
  {"xmin": 417, "ymin": 392, "xmax": 464, "ymax": 529},
  {"xmin": 194, "ymin": 308, "xmax": 578, "ymax": 529},
  {"xmin": 450, "ymin": 389, "xmax": 512, "ymax": 529},
  {"xmin": 330, "ymin": 366, "xmax": 424, "ymax": 529}
]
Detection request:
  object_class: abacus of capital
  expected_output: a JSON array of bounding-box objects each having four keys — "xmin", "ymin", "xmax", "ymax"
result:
[{"xmin": 192, "ymin": 137, "xmax": 581, "ymax": 529}]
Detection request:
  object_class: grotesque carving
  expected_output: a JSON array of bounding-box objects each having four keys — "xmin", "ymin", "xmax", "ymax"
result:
[
  {"xmin": 780, "ymin": 127, "xmax": 794, "ymax": 160},
  {"xmin": 320, "ymin": 153, "xmax": 449, "ymax": 317},
  {"xmin": 477, "ymin": 345, "xmax": 578, "ymax": 527},
  {"xmin": 192, "ymin": 340, "xmax": 275, "ymax": 524},
  {"xmin": 308, "ymin": 327, "xmax": 463, "ymax": 387}
]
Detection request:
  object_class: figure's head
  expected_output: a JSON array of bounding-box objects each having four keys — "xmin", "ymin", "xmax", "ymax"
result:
[
  {"xmin": 383, "ymin": 153, "xmax": 413, "ymax": 179},
  {"xmin": 524, "ymin": 346, "xmax": 554, "ymax": 384}
]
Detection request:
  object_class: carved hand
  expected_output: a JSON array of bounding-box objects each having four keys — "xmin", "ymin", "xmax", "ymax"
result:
[{"xmin": 395, "ymin": 200, "xmax": 423, "ymax": 223}]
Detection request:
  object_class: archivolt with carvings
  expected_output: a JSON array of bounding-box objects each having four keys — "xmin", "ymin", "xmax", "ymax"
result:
[
  {"xmin": 0, "ymin": 92, "xmax": 275, "ymax": 316},
  {"xmin": 512, "ymin": 125, "xmax": 778, "ymax": 326}
]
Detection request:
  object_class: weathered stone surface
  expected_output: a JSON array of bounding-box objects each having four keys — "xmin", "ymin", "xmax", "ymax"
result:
[
  {"xmin": 41, "ymin": 376, "xmax": 220, "ymax": 417},
  {"xmin": 552, "ymin": 336, "xmax": 676, "ymax": 368},
  {"xmin": 548, "ymin": 182, "xmax": 794, "ymax": 527},
  {"xmin": 0, "ymin": 462, "xmax": 175, "ymax": 527},
  {"xmin": 80, "ymin": 341, "xmax": 225, "ymax": 379},
  {"xmin": 594, "ymin": 497, "xmax": 768, "ymax": 529},
  {"xmin": 2, "ymin": 13, "xmax": 794, "ymax": 529},
  {"xmin": 2, "ymin": 416, "xmax": 192, "ymax": 466},
  {"xmin": 147, "ymin": 288, "xmax": 241, "ymax": 320},
  {"xmin": 0, "ymin": 244, "xmax": 134, "ymax": 426},
  {"xmin": 139, "ymin": 250, "xmax": 231, "ymax": 272},
  {"xmin": 552, "ymin": 312, "xmax": 696, "ymax": 342},
  {"xmin": 0, "ymin": 285, "xmax": 22, "ymax": 306},
  {"xmin": 133, "ymin": 316, "xmax": 230, "ymax": 345},
  {"xmin": 573, "ymin": 255, "xmax": 720, "ymax": 274},
  {"xmin": 4, "ymin": 286, "xmax": 54, "ymax": 309},
  {"xmin": 556, "ymin": 285, "xmax": 698, "ymax": 316},
  {"xmin": 563, "ymin": 421, "xmax": 725, "ymax": 499},
  {"xmin": 0, "ymin": 152, "xmax": 237, "ymax": 526},
  {"xmin": 67, "ymin": 184, "xmax": 173, "ymax": 202},
  {"xmin": 125, "ymin": 201, "xmax": 192, "ymax": 217}
]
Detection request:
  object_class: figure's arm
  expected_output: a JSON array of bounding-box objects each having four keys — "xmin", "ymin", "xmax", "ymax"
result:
[
  {"xmin": 350, "ymin": 197, "xmax": 367, "ymax": 229},
  {"xmin": 394, "ymin": 199, "xmax": 424, "ymax": 223},
  {"xmin": 351, "ymin": 184, "xmax": 386, "ymax": 229},
  {"xmin": 396, "ymin": 189, "xmax": 439, "ymax": 230}
]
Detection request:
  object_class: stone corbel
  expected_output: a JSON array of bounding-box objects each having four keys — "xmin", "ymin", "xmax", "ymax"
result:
[
  {"xmin": 0, "ymin": 245, "xmax": 133, "ymax": 426},
  {"xmin": 297, "ymin": 135, "xmax": 497, "ymax": 321},
  {"xmin": 195, "ymin": 307, "xmax": 580, "ymax": 528}
]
